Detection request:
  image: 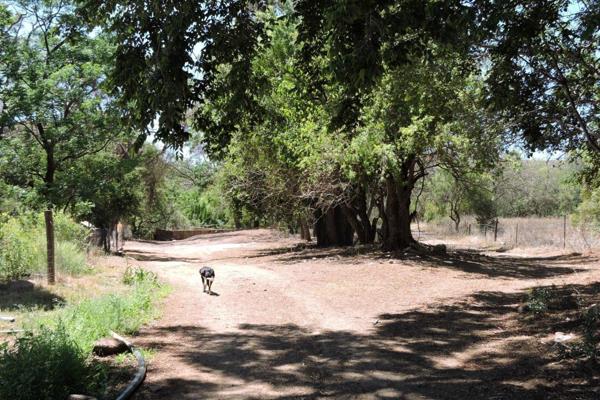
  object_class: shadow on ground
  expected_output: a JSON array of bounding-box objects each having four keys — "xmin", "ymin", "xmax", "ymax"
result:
[
  {"xmin": 250, "ymin": 243, "xmax": 593, "ymax": 279},
  {"xmin": 0, "ymin": 284, "xmax": 65, "ymax": 311},
  {"xmin": 135, "ymin": 284, "xmax": 600, "ymax": 400}
]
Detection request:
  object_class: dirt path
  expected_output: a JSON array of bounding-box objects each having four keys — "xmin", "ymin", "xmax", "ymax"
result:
[{"xmin": 125, "ymin": 229, "xmax": 600, "ymax": 400}]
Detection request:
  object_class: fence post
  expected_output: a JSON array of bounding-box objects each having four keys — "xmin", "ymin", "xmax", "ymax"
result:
[
  {"xmin": 515, "ymin": 223, "xmax": 519, "ymax": 247},
  {"xmin": 468, "ymin": 224, "xmax": 471, "ymax": 235},
  {"xmin": 563, "ymin": 215, "xmax": 567, "ymax": 249},
  {"xmin": 494, "ymin": 219, "xmax": 498, "ymax": 242},
  {"xmin": 44, "ymin": 210, "xmax": 55, "ymax": 285}
]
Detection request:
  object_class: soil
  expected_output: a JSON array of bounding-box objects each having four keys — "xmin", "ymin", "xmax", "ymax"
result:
[{"xmin": 123, "ymin": 229, "xmax": 600, "ymax": 400}]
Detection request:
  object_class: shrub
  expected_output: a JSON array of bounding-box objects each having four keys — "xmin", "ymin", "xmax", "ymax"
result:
[
  {"xmin": 122, "ymin": 266, "xmax": 159, "ymax": 286},
  {"xmin": 56, "ymin": 241, "xmax": 90, "ymax": 275},
  {"xmin": 526, "ymin": 287, "xmax": 552, "ymax": 316},
  {"xmin": 558, "ymin": 304, "xmax": 600, "ymax": 361},
  {"xmin": 2, "ymin": 268, "xmax": 168, "ymax": 399},
  {"xmin": 0, "ymin": 212, "xmax": 89, "ymax": 279},
  {"xmin": 0, "ymin": 324, "xmax": 105, "ymax": 400},
  {"xmin": 0, "ymin": 218, "xmax": 36, "ymax": 281},
  {"xmin": 178, "ymin": 188, "xmax": 230, "ymax": 227},
  {"xmin": 50, "ymin": 211, "xmax": 90, "ymax": 250}
]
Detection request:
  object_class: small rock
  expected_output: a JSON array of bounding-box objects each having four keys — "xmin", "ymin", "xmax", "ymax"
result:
[
  {"xmin": 68, "ymin": 395, "xmax": 98, "ymax": 400},
  {"xmin": 92, "ymin": 338, "xmax": 129, "ymax": 357},
  {"xmin": 553, "ymin": 332, "xmax": 576, "ymax": 343}
]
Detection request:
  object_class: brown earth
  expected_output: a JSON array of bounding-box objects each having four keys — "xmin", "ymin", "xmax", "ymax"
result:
[{"xmin": 124, "ymin": 229, "xmax": 600, "ymax": 400}]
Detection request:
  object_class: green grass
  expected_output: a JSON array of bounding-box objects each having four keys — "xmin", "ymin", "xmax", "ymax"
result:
[
  {"xmin": 0, "ymin": 212, "xmax": 90, "ymax": 281},
  {"xmin": 0, "ymin": 267, "xmax": 170, "ymax": 400}
]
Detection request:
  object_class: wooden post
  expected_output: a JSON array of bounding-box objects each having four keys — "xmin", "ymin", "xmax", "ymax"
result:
[
  {"xmin": 484, "ymin": 225, "xmax": 487, "ymax": 240},
  {"xmin": 494, "ymin": 219, "xmax": 498, "ymax": 242},
  {"xmin": 468, "ymin": 224, "xmax": 471, "ymax": 235},
  {"xmin": 563, "ymin": 215, "xmax": 567, "ymax": 249},
  {"xmin": 515, "ymin": 223, "xmax": 519, "ymax": 247},
  {"xmin": 44, "ymin": 210, "xmax": 55, "ymax": 285}
]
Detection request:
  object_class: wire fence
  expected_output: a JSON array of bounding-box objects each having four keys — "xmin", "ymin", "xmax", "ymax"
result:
[{"xmin": 416, "ymin": 216, "xmax": 600, "ymax": 252}]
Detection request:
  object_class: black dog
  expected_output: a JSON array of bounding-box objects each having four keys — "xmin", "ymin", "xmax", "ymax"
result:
[{"xmin": 199, "ymin": 266, "xmax": 215, "ymax": 295}]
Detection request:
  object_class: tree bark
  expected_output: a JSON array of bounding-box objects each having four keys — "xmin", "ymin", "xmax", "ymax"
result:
[
  {"xmin": 343, "ymin": 187, "xmax": 376, "ymax": 244},
  {"xmin": 382, "ymin": 169, "xmax": 416, "ymax": 251},
  {"xmin": 314, "ymin": 206, "xmax": 354, "ymax": 247},
  {"xmin": 44, "ymin": 210, "xmax": 55, "ymax": 284},
  {"xmin": 42, "ymin": 136, "xmax": 56, "ymax": 284},
  {"xmin": 299, "ymin": 217, "xmax": 312, "ymax": 241}
]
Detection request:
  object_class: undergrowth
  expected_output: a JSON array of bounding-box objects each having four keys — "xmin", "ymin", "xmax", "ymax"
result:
[
  {"xmin": 0, "ymin": 212, "xmax": 90, "ymax": 280},
  {"xmin": 0, "ymin": 267, "xmax": 169, "ymax": 400}
]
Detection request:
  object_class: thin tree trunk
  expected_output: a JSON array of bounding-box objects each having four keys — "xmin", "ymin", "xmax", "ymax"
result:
[
  {"xmin": 342, "ymin": 205, "xmax": 366, "ymax": 244},
  {"xmin": 44, "ymin": 210, "xmax": 55, "ymax": 284},
  {"xmin": 43, "ymin": 139, "xmax": 56, "ymax": 284},
  {"xmin": 299, "ymin": 217, "xmax": 312, "ymax": 241}
]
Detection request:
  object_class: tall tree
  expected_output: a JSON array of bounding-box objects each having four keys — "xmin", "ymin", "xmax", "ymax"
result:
[
  {"xmin": 0, "ymin": 0, "xmax": 125, "ymax": 281},
  {"xmin": 482, "ymin": 0, "xmax": 600, "ymax": 153},
  {"xmin": 78, "ymin": 0, "xmax": 266, "ymax": 151}
]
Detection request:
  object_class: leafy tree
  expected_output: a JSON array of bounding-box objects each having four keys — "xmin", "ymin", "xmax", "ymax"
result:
[
  {"xmin": 0, "ymin": 0, "xmax": 124, "ymax": 206},
  {"xmin": 0, "ymin": 0, "xmax": 129, "ymax": 278},
  {"xmin": 482, "ymin": 0, "xmax": 600, "ymax": 153},
  {"xmin": 420, "ymin": 170, "xmax": 472, "ymax": 232},
  {"xmin": 197, "ymin": 4, "xmax": 503, "ymax": 249},
  {"xmin": 80, "ymin": 0, "xmax": 515, "ymax": 250},
  {"xmin": 78, "ymin": 0, "xmax": 266, "ymax": 150}
]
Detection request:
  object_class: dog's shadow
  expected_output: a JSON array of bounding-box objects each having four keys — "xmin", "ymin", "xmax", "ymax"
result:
[{"xmin": 208, "ymin": 292, "xmax": 220, "ymax": 297}]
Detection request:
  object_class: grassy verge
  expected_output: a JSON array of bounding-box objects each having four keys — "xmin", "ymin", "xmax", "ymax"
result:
[
  {"xmin": 0, "ymin": 265, "xmax": 169, "ymax": 400},
  {"xmin": 0, "ymin": 211, "xmax": 91, "ymax": 281}
]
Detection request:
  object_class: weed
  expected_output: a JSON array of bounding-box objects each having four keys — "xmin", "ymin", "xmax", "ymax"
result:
[
  {"xmin": 0, "ymin": 218, "xmax": 36, "ymax": 280},
  {"xmin": 527, "ymin": 287, "xmax": 552, "ymax": 316},
  {"xmin": 557, "ymin": 303, "xmax": 599, "ymax": 361},
  {"xmin": 1, "ymin": 268, "xmax": 169, "ymax": 399},
  {"xmin": 122, "ymin": 266, "xmax": 159, "ymax": 286},
  {"xmin": 0, "ymin": 212, "xmax": 91, "ymax": 280},
  {"xmin": 0, "ymin": 323, "xmax": 106, "ymax": 400}
]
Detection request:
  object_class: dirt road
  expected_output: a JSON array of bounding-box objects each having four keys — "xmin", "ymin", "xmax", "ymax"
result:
[{"xmin": 125, "ymin": 229, "xmax": 600, "ymax": 400}]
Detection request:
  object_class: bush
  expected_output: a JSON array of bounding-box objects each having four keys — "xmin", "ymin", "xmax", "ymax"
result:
[
  {"xmin": 0, "ymin": 218, "xmax": 37, "ymax": 280},
  {"xmin": 0, "ymin": 212, "xmax": 89, "ymax": 280},
  {"xmin": 49, "ymin": 211, "xmax": 90, "ymax": 250},
  {"xmin": 56, "ymin": 241, "xmax": 89, "ymax": 275},
  {"xmin": 526, "ymin": 287, "xmax": 552, "ymax": 316},
  {"xmin": 122, "ymin": 266, "xmax": 159, "ymax": 286},
  {"xmin": 0, "ymin": 324, "xmax": 105, "ymax": 400},
  {"xmin": 177, "ymin": 188, "xmax": 230, "ymax": 227},
  {"xmin": 1, "ymin": 268, "xmax": 168, "ymax": 399}
]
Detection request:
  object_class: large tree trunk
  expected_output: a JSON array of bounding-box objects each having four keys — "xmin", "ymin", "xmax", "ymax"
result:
[
  {"xmin": 101, "ymin": 228, "xmax": 110, "ymax": 252},
  {"xmin": 382, "ymin": 171, "xmax": 416, "ymax": 251},
  {"xmin": 314, "ymin": 206, "xmax": 354, "ymax": 247},
  {"xmin": 342, "ymin": 187, "xmax": 376, "ymax": 245}
]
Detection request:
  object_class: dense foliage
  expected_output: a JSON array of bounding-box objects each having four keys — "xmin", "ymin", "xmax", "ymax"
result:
[
  {"xmin": 0, "ymin": 212, "xmax": 89, "ymax": 281},
  {"xmin": 1, "ymin": 0, "xmax": 598, "ymax": 249}
]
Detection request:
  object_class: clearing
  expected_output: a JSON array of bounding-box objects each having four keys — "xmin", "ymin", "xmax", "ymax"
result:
[{"xmin": 125, "ymin": 229, "xmax": 600, "ymax": 400}]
